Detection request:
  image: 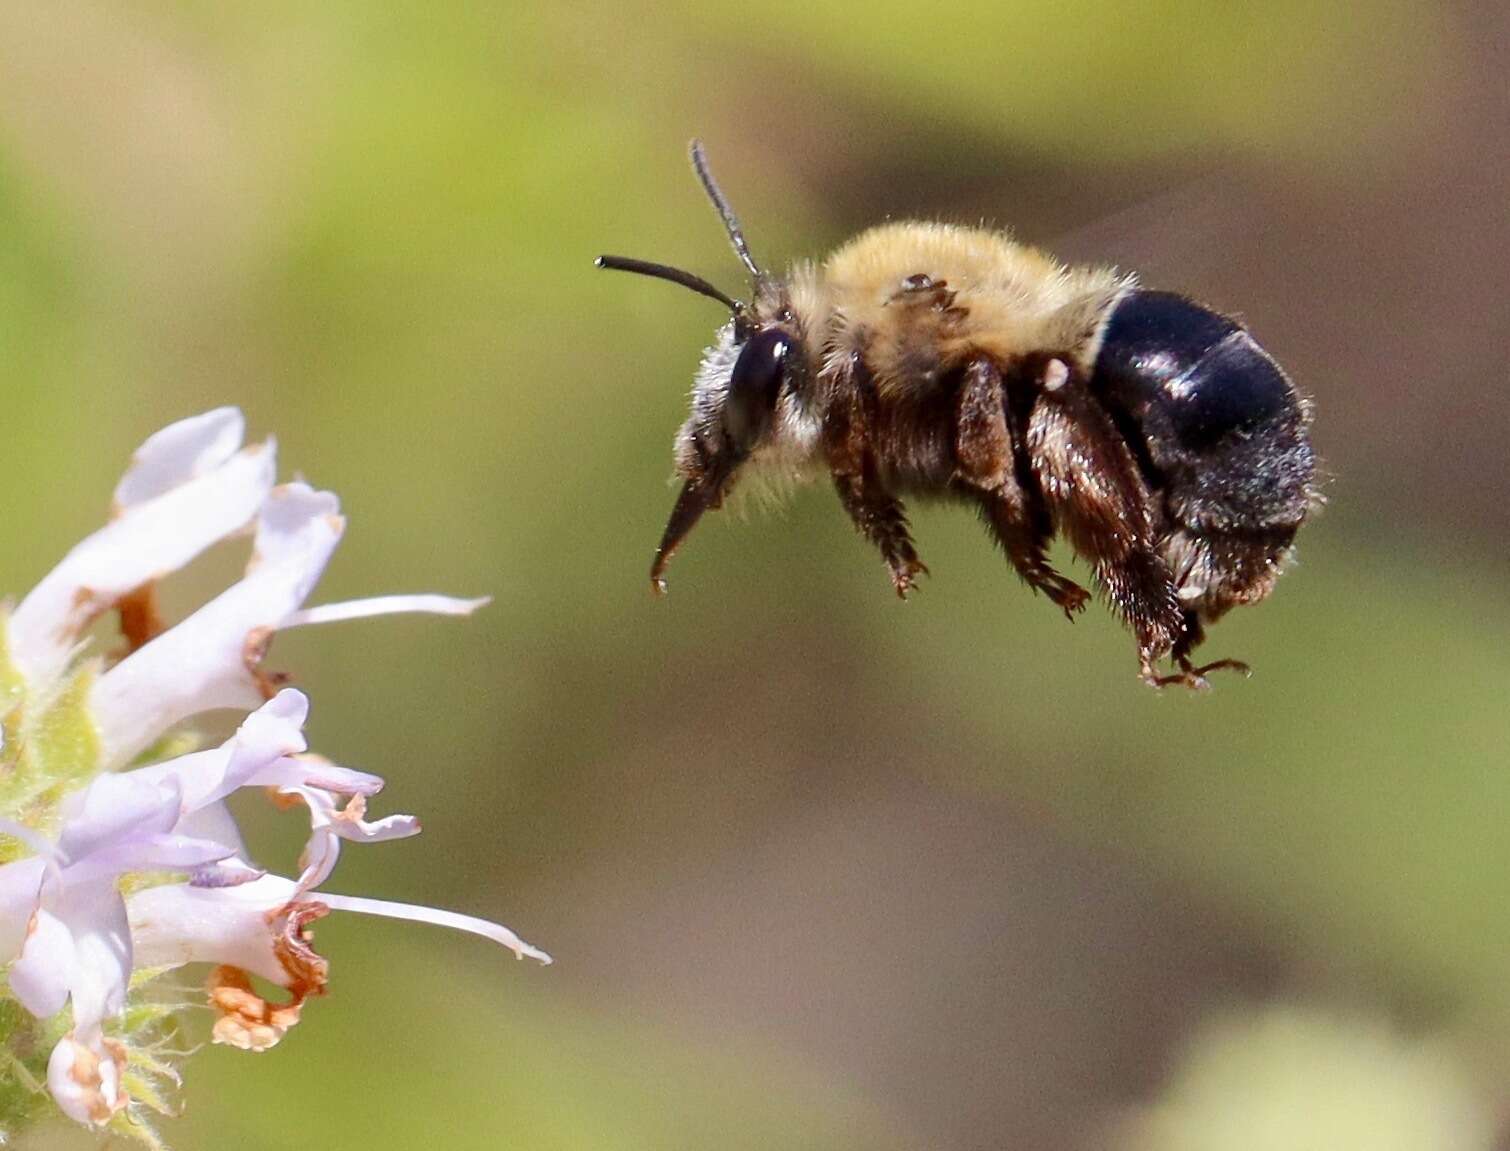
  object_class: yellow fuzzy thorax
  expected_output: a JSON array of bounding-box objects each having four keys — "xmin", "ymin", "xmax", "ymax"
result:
[{"xmin": 788, "ymin": 222, "xmax": 1132, "ymax": 398}]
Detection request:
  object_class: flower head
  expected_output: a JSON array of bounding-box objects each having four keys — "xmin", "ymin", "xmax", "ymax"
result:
[{"xmin": 0, "ymin": 410, "xmax": 547, "ymax": 1145}]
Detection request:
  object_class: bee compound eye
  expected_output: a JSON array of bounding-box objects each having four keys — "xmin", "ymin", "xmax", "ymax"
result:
[{"xmin": 723, "ymin": 328, "xmax": 791, "ymax": 449}]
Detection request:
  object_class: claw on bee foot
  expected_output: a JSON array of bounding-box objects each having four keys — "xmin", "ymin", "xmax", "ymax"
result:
[
  {"xmin": 1191, "ymin": 657, "xmax": 1251, "ymax": 680},
  {"xmin": 1045, "ymin": 579, "xmax": 1091, "ymax": 621},
  {"xmin": 891, "ymin": 558, "xmax": 930, "ymax": 599},
  {"xmin": 1139, "ymin": 653, "xmax": 1251, "ymax": 691}
]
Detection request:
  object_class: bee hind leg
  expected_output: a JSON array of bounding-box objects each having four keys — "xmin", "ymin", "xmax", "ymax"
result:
[
  {"xmin": 1023, "ymin": 364, "xmax": 1207, "ymax": 684},
  {"xmin": 955, "ymin": 357, "xmax": 1089, "ymax": 620},
  {"xmin": 1142, "ymin": 611, "xmax": 1251, "ymax": 689}
]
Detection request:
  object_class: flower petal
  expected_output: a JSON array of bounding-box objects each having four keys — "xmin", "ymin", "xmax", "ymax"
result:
[
  {"xmin": 286, "ymin": 788, "xmax": 420, "ymax": 890},
  {"xmin": 251, "ymin": 482, "xmax": 343, "ymax": 564},
  {"xmin": 60, "ymin": 834, "xmax": 236, "ymax": 888},
  {"xmin": 177, "ymin": 800, "xmax": 249, "ymax": 861},
  {"xmin": 250, "ymin": 754, "xmax": 387, "ymax": 796},
  {"xmin": 57, "ymin": 774, "xmax": 181, "ymax": 864},
  {"xmin": 54, "ymin": 882, "xmax": 133, "ymax": 1034},
  {"xmin": 124, "ymin": 688, "xmax": 310, "ymax": 812},
  {"xmin": 89, "ymin": 486, "xmax": 343, "ymax": 766},
  {"xmin": 0, "ymin": 856, "xmax": 48, "ymax": 959},
  {"xmin": 57, "ymin": 775, "xmax": 179, "ymax": 864},
  {"xmin": 127, "ymin": 874, "xmax": 301, "ymax": 987},
  {"xmin": 9, "ymin": 418, "xmax": 275, "ymax": 690},
  {"xmin": 217, "ymin": 688, "xmax": 310, "ymax": 794},
  {"xmin": 111, "ymin": 406, "xmax": 246, "ymax": 509},
  {"xmin": 282, "ymin": 594, "xmax": 490, "ymax": 629},
  {"xmin": 9, "ymin": 906, "xmax": 76, "ymax": 1017}
]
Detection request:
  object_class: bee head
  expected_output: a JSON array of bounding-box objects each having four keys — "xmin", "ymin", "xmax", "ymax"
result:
[{"xmin": 597, "ymin": 140, "xmax": 804, "ymax": 593}]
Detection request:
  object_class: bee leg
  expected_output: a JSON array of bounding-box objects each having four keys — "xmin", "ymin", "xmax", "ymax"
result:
[
  {"xmin": 955, "ymin": 357, "xmax": 1089, "ymax": 620},
  {"xmin": 1154, "ymin": 611, "xmax": 1251, "ymax": 688},
  {"xmin": 832, "ymin": 466, "xmax": 928, "ymax": 598},
  {"xmin": 824, "ymin": 362, "xmax": 928, "ymax": 598},
  {"xmin": 1025, "ymin": 370, "xmax": 1191, "ymax": 682},
  {"xmin": 974, "ymin": 495, "xmax": 1090, "ymax": 620}
]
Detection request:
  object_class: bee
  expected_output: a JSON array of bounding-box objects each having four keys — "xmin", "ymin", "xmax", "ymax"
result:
[{"xmin": 597, "ymin": 142, "xmax": 1317, "ymax": 689}]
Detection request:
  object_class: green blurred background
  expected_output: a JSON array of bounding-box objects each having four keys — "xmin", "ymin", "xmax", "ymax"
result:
[{"xmin": 5, "ymin": 1, "xmax": 1509, "ymax": 1147}]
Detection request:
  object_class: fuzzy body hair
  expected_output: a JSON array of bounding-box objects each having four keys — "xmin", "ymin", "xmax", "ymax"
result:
[
  {"xmin": 638, "ymin": 210, "xmax": 1314, "ymax": 688},
  {"xmin": 679, "ymin": 222, "xmax": 1130, "ymax": 496}
]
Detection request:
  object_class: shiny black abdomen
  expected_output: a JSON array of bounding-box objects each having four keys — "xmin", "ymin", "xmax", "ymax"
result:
[{"xmin": 1089, "ymin": 290, "xmax": 1314, "ymax": 534}]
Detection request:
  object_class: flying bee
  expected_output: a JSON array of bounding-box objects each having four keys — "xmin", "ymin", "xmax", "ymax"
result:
[{"xmin": 597, "ymin": 141, "xmax": 1317, "ymax": 689}]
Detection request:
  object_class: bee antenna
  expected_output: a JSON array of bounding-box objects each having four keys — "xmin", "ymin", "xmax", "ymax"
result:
[
  {"xmin": 689, "ymin": 139, "xmax": 763, "ymax": 284},
  {"xmin": 594, "ymin": 255, "xmax": 743, "ymax": 315}
]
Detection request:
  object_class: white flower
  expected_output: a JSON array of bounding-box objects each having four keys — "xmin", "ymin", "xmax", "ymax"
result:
[
  {"xmin": 129, "ymin": 871, "xmax": 551, "ymax": 1052},
  {"xmin": 0, "ymin": 410, "xmax": 548, "ymax": 1139},
  {"xmin": 0, "ymin": 695, "xmax": 301, "ymax": 1124},
  {"xmin": 89, "ymin": 479, "xmax": 488, "ymax": 768},
  {"xmin": 6, "ymin": 408, "xmax": 274, "ymax": 694}
]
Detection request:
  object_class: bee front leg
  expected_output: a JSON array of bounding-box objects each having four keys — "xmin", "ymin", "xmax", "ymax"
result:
[
  {"xmin": 824, "ymin": 375, "xmax": 928, "ymax": 598},
  {"xmin": 832, "ymin": 467, "xmax": 928, "ymax": 598},
  {"xmin": 955, "ymin": 357, "xmax": 1089, "ymax": 620}
]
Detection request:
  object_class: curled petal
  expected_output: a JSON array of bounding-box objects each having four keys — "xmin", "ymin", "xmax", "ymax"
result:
[
  {"xmin": 282, "ymin": 594, "xmax": 491, "ymax": 629},
  {"xmin": 47, "ymin": 1033, "xmax": 126, "ymax": 1127},
  {"xmin": 224, "ymin": 688, "xmax": 311, "ymax": 776},
  {"xmin": 125, "ymin": 689, "xmax": 311, "ymax": 813},
  {"xmin": 285, "ymin": 787, "xmax": 419, "ymax": 890},
  {"xmin": 251, "ymin": 753, "xmax": 386, "ymax": 796},
  {"xmin": 9, "ymin": 414, "xmax": 274, "ymax": 690}
]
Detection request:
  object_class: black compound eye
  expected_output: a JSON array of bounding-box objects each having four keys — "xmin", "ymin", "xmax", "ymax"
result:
[{"xmin": 723, "ymin": 327, "xmax": 791, "ymax": 449}]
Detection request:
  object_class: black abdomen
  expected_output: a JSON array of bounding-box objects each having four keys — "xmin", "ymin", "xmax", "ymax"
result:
[{"xmin": 1089, "ymin": 290, "xmax": 1314, "ymax": 534}]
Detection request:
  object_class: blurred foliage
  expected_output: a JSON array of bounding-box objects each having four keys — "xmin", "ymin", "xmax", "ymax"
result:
[
  {"xmin": 1, "ymin": 1, "xmax": 1504, "ymax": 1148},
  {"xmin": 1118, "ymin": 1006, "xmax": 1494, "ymax": 1150}
]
